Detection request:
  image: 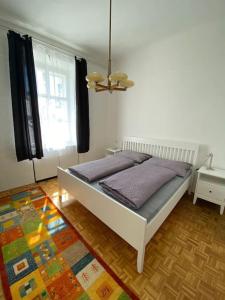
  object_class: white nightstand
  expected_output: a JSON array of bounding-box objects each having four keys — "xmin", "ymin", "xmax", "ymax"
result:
[
  {"xmin": 193, "ymin": 166, "xmax": 225, "ymax": 215},
  {"xmin": 105, "ymin": 148, "xmax": 122, "ymax": 156}
]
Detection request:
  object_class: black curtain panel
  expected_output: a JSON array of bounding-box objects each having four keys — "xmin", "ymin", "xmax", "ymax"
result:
[
  {"xmin": 75, "ymin": 57, "xmax": 90, "ymax": 153},
  {"xmin": 7, "ymin": 30, "xmax": 43, "ymax": 162}
]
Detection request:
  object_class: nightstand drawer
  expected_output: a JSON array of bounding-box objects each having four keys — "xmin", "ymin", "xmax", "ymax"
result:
[{"xmin": 197, "ymin": 181, "xmax": 225, "ymax": 201}]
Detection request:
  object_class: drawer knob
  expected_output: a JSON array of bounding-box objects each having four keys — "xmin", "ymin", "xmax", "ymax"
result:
[{"xmin": 209, "ymin": 190, "xmax": 212, "ymax": 193}]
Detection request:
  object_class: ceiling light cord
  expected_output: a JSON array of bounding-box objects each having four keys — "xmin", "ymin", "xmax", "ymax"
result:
[
  {"xmin": 85, "ymin": 0, "xmax": 134, "ymax": 92},
  {"xmin": 108, "ymin": 0, "xmax": 112, "ymax": 78}
]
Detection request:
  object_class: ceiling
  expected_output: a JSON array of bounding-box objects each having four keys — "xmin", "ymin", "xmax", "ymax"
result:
[{"xmin": 0, "ymin": 0, "xmax": 225, "ymax": 63}]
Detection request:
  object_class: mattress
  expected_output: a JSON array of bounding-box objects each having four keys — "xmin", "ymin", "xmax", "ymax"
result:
[{"xmin": 91, "ymin": 170, "xmax": 191, "ymax": 223}]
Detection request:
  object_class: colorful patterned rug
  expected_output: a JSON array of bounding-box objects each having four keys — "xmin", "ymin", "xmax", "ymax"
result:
[{"xmin": 0, "ymin": 187, "xmax": 138, "ymax": 300}]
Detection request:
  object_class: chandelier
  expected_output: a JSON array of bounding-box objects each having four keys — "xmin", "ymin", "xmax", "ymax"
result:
[{"xmin": 86, "ymin": 0, "xmax": 134, "ymax": 93}]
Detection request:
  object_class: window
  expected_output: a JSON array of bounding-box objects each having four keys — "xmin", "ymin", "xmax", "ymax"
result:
[{"xmin": 33, "ymin": 43, "xmax": 76, "ymax": 152}]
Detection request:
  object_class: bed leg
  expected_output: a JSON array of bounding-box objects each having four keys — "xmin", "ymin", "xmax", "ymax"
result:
[
  {"xmin": 188, "ymin": 186, "xmax": 192, "ymax": 195},
  {"xmin": 193, "ymin": 195, "xmax": 197, "ymax": 205},
  {"xmin": 220, "ymin": 205, "xmax": 224, "ymax": 215},
  {"xmin": 188, "ymin": 178, "xmax": 193, "ymax": 195},
  {"xmin": 58, "ymin": 185, "xmax": 63, "ymax": 208},
  {"xmin": 137, "ymin": 244, "xmax": 145, "ymax": 273},
  {"xmin": 188, "ymin": 172, "xmax": 195, "ymax": 195}
]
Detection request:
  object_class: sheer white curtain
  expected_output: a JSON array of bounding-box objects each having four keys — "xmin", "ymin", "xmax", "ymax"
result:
[{"xmin": 33, "ymin": 43, "xmax": 76, "ymax": 153}]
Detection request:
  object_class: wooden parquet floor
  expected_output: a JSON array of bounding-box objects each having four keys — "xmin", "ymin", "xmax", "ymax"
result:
[{"xmin": 1, "ymin": 178, "xmax": 225, "ymax": 300}]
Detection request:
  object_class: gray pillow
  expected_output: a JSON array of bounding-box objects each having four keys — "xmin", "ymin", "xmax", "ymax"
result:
[
  {"xmin": 117, "ymin": 150, "xmax": 151, "ymax": 163},
  {"xmin": 145, "ymin": 157, "xmax": 192, "ymax": 177}
]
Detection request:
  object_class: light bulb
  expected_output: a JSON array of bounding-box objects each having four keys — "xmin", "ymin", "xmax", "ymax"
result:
[
  {"xmin": 87, "ymin": 81, "xmax": 96, "ymax": 89},
  {"xmin": 120, "ymin": 79, "xmax": 135, "ymax": 88},
  {"xmin": 86, "ymin": 72, "xmax": 104, "ymax": 82},
  {"xmin": 109, "ymin": 72, "xmax": 128, "ymax": 82}
]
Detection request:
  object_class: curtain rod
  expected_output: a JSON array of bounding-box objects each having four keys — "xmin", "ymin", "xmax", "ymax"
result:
[{"xmin": 0, "ymin": 23, "xmax": 84, "ymax": 61}]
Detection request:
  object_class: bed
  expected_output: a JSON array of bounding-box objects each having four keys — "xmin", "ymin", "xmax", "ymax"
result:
[{"xmin": 57, "ymin": 137, "xmax": 199, "ymax": 273}]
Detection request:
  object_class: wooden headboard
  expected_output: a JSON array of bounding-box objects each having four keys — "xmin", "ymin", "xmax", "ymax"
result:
[{"xmin": 122, "ymin": 137, "xmax": 199, "ymax": 167}]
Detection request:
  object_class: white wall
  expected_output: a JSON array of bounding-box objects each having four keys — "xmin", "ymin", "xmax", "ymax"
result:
[
  {"xmin": 115, "ymin": 20, "xmax": 225, "ymax": 168},
  {"xmin": 0, "ymin": 30, "xmax": 115, "ymax": 191}
]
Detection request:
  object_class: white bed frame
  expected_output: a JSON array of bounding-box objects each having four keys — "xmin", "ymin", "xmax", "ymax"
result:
[{"xmin": 57, "ymin": 137, "xmax": 199, "ymax": 273}]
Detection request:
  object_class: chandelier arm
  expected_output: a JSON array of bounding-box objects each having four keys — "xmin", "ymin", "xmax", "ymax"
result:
[
  {"xmin": 96, "ymin": 83, "xmax": 108, "ymax": 89},
  {"xmin": 95, "ymin": 86, "xmax": 127, "ymax": 92},
  {"xmin": 96, "ymin": 88, "xmax": 108, "ymax": 92},
  {"xmin": 113, "ymin": 87, "xmax": 127, "ymax": 91},
  {"xmin": 110, "ymin": 83, "xmax": 119, "ymax": 88}
]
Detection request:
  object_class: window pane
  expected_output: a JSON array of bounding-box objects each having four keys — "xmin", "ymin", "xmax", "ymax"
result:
[
  {"xmin": 49, "ymin": 72, "xmax": 66, "ymax": 97},
  {"xmin": 38, "ymin": 97, "xmax": 74, "ymax": 150},
  {"xmin": 36, "ymin": 68, "xmax": 47, "ymax": 94}
]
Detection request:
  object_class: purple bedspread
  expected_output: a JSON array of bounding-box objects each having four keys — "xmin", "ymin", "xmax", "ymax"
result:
[
  {"xmin": 68, "ymin": 156, "xmax": 134, "ymax": 182},
  {"xmin": 99, "ymin": 164, "xmax": 176, "ymax": 209}
]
